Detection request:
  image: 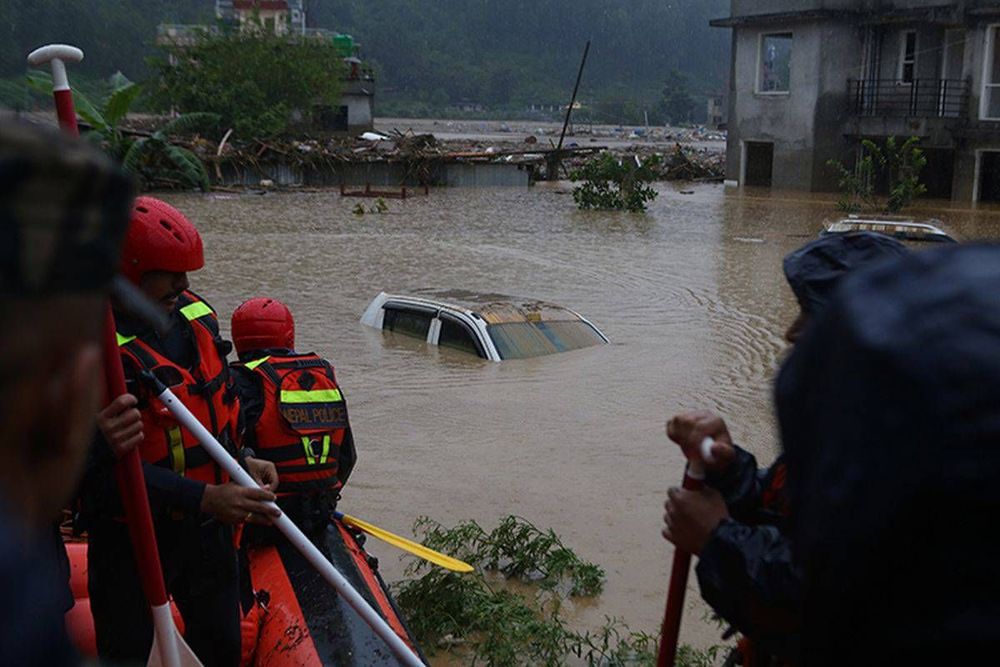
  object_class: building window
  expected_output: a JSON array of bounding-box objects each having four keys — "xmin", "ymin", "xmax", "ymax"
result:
[
  {"xmin": 899, "ymin": 31, "xmax": 917, "ymax": 83},
  {"xmin": 983, "ymin": 25, "xmax": 1000, "ymax": 120},
  {"xmin": 758, "ymin": 33, "xmax": 792, "ymax": 93}
]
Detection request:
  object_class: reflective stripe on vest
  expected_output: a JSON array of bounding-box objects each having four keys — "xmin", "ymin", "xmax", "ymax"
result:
[
  {"xmin": 245, "ymin": 356, "xmax": 271, "ymax": 371},
  {"xmin": 180, "ymin": 301, "xmax": 213, "ymax": 321},
  {"xmin": 280, "ymin": 388, "xmax": 343, "ymax": 404},
  {"xmin": 302, "ymin": 434, "xmax": 331, "ymax": 465},
  {"xmin": 167, "ymin": 426, "xmax": 185, "ymax": 475}
]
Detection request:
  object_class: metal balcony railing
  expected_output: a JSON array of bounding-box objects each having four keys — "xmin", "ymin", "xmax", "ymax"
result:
[{"xmin": 849, "ymin": 78, "xmax": 969, "ymax": 119}]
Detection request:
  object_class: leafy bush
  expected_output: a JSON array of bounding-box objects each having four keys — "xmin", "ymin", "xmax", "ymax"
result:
[
  {"xmin": 394, "ymin": 515, "xmax": 726, "ymax": 666},
  {"xmin": 570, "ymin": 153, "xmax": 661, "ymax": 212},
  {"xmin": 827, "ymin": 136, "xmax": 927, "ymax": 214},
  {"xmin": 152, "ymin": 25, "xmax": 345, "ymax": 138}
]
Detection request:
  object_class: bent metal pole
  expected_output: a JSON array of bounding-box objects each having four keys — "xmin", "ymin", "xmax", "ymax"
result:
[
  {"xmin": 154, "ymin": 384, "xmax": 426, "ymax": 667},
  {"xmin": 657, "ymin": 438, "xmax": 714, "ymax": 667},
  {"xmin": 27, "ymin": 44, "xmax": 197, "ymax": 667}
]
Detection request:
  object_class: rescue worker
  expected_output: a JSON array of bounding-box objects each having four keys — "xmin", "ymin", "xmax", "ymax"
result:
[
  {"xmin": 229, "ymin": 297, "xmax": 357, "ymax": 538},
  {"xmin": 0, "ymin": 120, "xmax": 132, "ymax": 665},
  {"xmin": 80, "ymin": 197, "xmax": 280, "ymax": 667},
  {"xmin": 662, "ymin": 232, "xmax": 907, "ymax": 663},
  {"xmin": 775, "ymin": 244, "xmax": 1000, "ymax": 664}
]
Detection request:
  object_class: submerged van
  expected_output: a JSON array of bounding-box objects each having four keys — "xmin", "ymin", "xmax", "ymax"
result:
[{"xmin": 360, "ymin": 290, "xmax": 609, "ymax": 361}]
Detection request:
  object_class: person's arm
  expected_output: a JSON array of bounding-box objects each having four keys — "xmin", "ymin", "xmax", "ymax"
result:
[
  {"xmin": 695, "ymin": 520, "xmax": 804, "ymax": 643},
  {"xmin": 141, "ymin": 462, "xmax": 206, "ymax": 514},
  {"xmin": 337, "ymin": 427, "xmax": 357, "ymax": 487},
  {"xmin": 230, "ymin": 366, "xmax": 262, "ymax": 449},
  {"xmin": 666, "ymin": 411, "xmax": 767, "ymax": 520},
  {"xmin": 704, "ymin": 444, "xmax": 766, "ymax": 522}
]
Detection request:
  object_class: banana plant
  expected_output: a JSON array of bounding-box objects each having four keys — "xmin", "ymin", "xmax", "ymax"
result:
[{"xmin": 27, "ymin": 70, "xmax": 218, "ymax": 190}]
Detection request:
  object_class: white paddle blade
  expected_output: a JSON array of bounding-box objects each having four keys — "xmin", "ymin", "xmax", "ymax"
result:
[{"xmin": 147, "ymin": 603, "xmax": 202, "ymax": 667}]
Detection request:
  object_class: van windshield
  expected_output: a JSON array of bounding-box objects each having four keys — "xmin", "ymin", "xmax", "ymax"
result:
[{"xmin": 486, "ymin": 320, "xmax": 606, "ymax": 359}]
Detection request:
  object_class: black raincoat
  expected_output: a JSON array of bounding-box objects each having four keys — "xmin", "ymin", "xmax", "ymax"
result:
[
  {"xmin": 694, "ymin": 232, "xmax": 908, "ymax": 661},
  {"xmin": 696, "ymin": 447, "xmax": 803, "ymax": 659},
  {"xmin": 776, "ymin": 245, "xmax": 1000, "ymax": 664}
]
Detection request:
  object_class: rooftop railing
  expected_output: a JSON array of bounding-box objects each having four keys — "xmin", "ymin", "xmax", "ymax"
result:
[{"xmin": 849, "ymin": 78, "xmax": 969, "ymax": 119}]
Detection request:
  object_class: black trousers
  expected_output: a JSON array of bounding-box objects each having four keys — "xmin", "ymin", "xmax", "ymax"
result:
[{"xmin": 88, "ymin": 517, "xmax": 241, "ymax": 667}]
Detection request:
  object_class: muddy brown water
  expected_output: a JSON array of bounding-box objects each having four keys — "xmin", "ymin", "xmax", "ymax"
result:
[{"xmin": 160, "ymin": 184, "xmax": 1000, "ymax": 659}]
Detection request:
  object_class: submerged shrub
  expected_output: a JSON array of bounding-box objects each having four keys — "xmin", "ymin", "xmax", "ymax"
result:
[{"xmin": 394, "ymin": 515, "xmax": 726, "ymax": 666}]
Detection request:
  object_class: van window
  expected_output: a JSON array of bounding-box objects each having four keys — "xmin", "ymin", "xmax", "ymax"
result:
[
  {"xmin": 487, "ymin": 320, "xmax": 606, "ymax": 360},
  {"xmin": 439, "ymin": 317, "xmax": 485, "ymax": 358},
  {"xmin": 382, "ymin": 307, "xmax": 432, "ymax": 340}
]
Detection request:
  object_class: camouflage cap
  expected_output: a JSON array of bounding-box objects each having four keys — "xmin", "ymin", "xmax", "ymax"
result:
[{"xmin": 0, "ymin": 120, "xmax": 133, "ymax": 295}]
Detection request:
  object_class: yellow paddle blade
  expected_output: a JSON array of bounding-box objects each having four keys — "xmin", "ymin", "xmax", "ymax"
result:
[{"xmin": 340, "ymin": 513, "xmax": 474, "ymax": 573}]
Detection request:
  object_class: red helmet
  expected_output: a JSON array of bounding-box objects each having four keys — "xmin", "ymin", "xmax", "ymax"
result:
[
  {"xmin": 120, "ymin": 196, "xmax": 204, "ymax": 284},
  {"xmin": 231, "ymin": 297, "xmax": 295, "ymax": 357}
]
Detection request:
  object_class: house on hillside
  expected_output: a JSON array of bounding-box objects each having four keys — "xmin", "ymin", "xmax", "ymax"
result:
[
  {"xmin": 158, "ymin": 0, "xmax": 375, "ymax": 136},
  {"xmin": 216, "ymin": 0, "xmax": 305, "ymax": 35},
  {"xmin": 712, "ymin": 0, "xmax": 1000, "ymax": 202}
]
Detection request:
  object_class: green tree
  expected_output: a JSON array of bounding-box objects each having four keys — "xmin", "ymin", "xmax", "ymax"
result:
[
  {"xmin": 570, "ymin": 152, "xmax": 661, "ymax": 212},
  {"xmin": 152, "ymin": 26, "xmax": 345, "ymax": 138},
  {"xmin": 656, "ymin": 69, "xmax": 696, "ymax": 125}
]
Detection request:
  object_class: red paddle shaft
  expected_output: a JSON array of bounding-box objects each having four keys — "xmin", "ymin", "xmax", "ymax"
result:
[
  {"xmin": 657, "ymin": 439, "xmax": 713, "ymax": 667},
  {"xmin": 28, "ymin": 44, "xmax": 185, "ymax": 665},
  {"xmin": 102, "ymin": 308, "xmax": 170, "ymax": 608}
]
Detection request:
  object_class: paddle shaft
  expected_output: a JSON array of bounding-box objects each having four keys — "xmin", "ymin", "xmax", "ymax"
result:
[
  {"xmin": 154, "ymin": 385, "xmax": 425, "ymax": 667},
  {"xmin": 334, "ymin": 511, "xmax": 474, "ymax": 573},
  {"xmin": 657, "ymin": 466, "xmax": 704, "ymax": 667},
  {"xmin": 657, "ymin": 437, "xmax": 714, "ymax": 667},
  {"xmin": 31, "ymin": 43, "xmax": 186, "ymax": 667}
]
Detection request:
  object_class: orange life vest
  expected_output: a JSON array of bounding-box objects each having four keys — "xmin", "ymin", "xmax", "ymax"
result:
[
  {"xmin": 237, "ymin": 353, "xmax": 350, "ymax": 496},
  {"xmin": 116, "ymin": 291, "xmax": 239, "ymax": 485}
]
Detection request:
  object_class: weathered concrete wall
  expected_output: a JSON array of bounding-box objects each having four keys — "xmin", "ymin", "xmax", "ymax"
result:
[
  {"xmin": 727, "ymin": 21, "xmax": 814, "ymax": 188},
  {"xmin": 216, "ymin": 161, "xmax": 530, "ymax": 188},
  {"xmin": 344, "ymin": 94, "xmax": 373, "ymax": 135},
  {"xmin": 955, "ymin": 22, "xmax": 1000, "ymax": 201},
  {"xmin": 812, "ymin": 22, "xmax": 863, "ymax": 190}
]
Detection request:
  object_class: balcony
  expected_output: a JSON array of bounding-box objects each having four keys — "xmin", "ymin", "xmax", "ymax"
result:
[{"xmin": 849, "ymin": 78, "xmax": 968, "ymax": 119}]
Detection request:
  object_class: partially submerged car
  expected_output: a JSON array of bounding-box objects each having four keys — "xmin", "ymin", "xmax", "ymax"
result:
[
  {"xmin": 360, "ymin": 290, "xmax": 609, "ymax": 361},
  {"xmin": 822, "ymin": 215, "xmax": 957, "ymax": 243}
]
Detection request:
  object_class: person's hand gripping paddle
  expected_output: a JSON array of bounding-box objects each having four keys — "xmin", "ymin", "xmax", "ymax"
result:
[
  {"xmin": 28, "ymin": 43, "xmax": 201, "ymax": 667},
  {"xmin": 657, "ymin": 437, "xmax": 715, "ymax": 667}
]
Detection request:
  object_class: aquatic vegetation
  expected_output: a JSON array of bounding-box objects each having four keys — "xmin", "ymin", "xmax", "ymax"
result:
[
  {"xmin": 352, "ymin": 198, "xmax": 390, "ymax": 216},
  {"xmin": 394, "ymin": 515, "xmax": 726, "ymax": 666},
  {"xmin": 570, "ymin": 153, "xmax": 660, "ymax": 212},
  {"xmin": 827, "ymin": 136, "xmax": 927, "ymax": 214}
]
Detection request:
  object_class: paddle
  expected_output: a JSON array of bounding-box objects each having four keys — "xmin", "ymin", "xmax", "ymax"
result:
[
  {"xmin": 657, "ymin": 437, "xmax": 714, "ymax": 667},
  {"xmin": 335, "ymin": 511, "xmax": 474, "ymax": 573},
  {"xmin": 27, "ymin": 43, "xmax": 200, "ymax": 667},
  {"xmin": 145, "ymin": 377, "xmax": 425, "ymax": 667}
]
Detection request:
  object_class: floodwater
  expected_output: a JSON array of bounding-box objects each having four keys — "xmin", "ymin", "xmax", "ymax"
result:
[{"xmin": 161, "ymin": 184, "xmax": 1000, "ymax": 659}]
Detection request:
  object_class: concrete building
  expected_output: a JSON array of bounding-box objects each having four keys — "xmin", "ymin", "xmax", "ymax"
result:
[
  {"xmin": 707, "ymin": 93, "xmax": 727, "ymax": 128},
  {"xmin": 712, "ymin": 0, "xmax": 1000, "ymax": 202}
]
